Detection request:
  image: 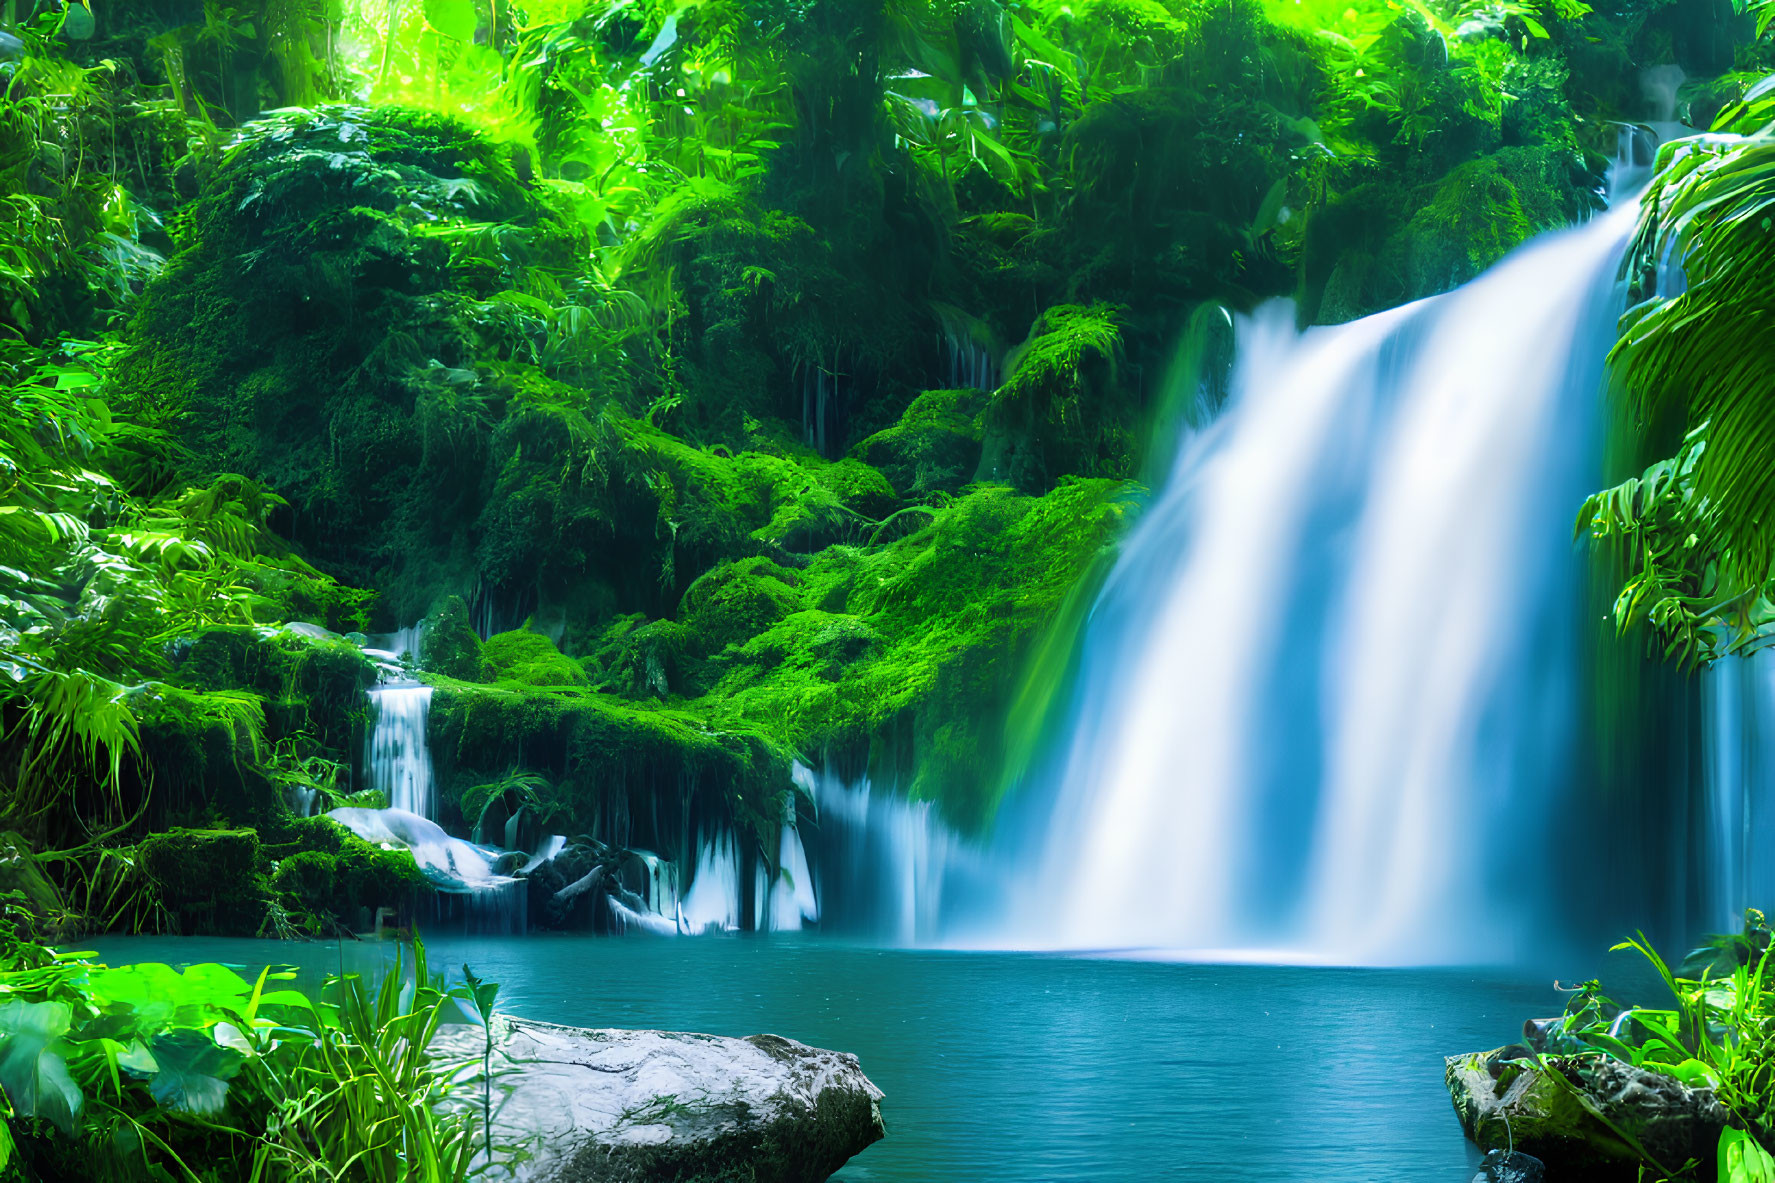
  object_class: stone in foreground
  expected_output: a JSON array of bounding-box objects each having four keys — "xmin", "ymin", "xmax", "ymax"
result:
[
  {"xmin": 1447, "ymin": 1047, "xmax": 1727, "ymax": 1180},
  {"xmin": 434, "ymin": 1016, "xmax": 885, "ymax": 1182}
]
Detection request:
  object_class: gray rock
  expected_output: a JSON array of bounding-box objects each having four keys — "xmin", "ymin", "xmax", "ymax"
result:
[
  {"xmin": 1447, "ymin": 1047, "xmax": 1728, "ymax": 1179},
  {"xmin": 433, "ymin": 1015, "xmax": 885, "ymax": 1182}
]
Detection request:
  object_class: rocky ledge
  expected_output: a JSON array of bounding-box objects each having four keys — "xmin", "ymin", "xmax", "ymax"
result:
[
  {"xmin": 433, "ymin": 1016, "xmax": 885, "ymax": 1182},
  {"xmin": 1446, "ymin": 1046, "xmax": 1728, "ymax": 1180}
]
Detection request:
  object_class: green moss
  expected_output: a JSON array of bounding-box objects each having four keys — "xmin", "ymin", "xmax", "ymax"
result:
[
  {"xmin": 679, "ymin": 558, "xmax": 803, "ymax": 654},
  {"xmin": 428, "ymin": 682, "xmax": 790, "ymax": 851},
  {"xmin": 852, "ymin": 390, "xmax": 987, "ymax": 497},
  {"xmin": 138, "ymin": 828, "xmax": 267, "ymax": 936},
  {"xmin": 1306, "ymin": 146, "xmax": 1602, "ymax": 323},
  {"xmin": 420, "ymin": 595, "xmax": 487, "ymax": 681},
  {"xmin": 171, "ymin": 626, "xmax": 376, "ymax": 755},
  {"xmin": 982, "ymin": 305, "xmax": 1128, "ymax": 491},
  {"xmin": 698, "ymin": 477, "xmax": 1139, "ymax": 828},
  {"xmin": 483, "ymin": 629, "xmax": 590, "ymax": 687},
  {"xmin": 267, "ymin": 823, "xmax": 431, "ymax": 930}
]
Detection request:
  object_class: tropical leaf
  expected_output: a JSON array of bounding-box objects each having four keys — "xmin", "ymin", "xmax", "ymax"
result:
[
  {"xmin": 0, "ymin": 999, "xmax": 82, "ymax": 1131},
  {"xmin": 141, "ymin": 1030, "xmax": 243, "ymax": 1115}
]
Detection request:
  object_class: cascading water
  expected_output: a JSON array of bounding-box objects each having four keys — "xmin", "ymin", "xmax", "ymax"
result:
[
  {"xmin": 1703, "ymin": 651, "xmax": 1775, "ymax": 933},
  {"xmin": 991, "ymin": 199, "xmax": 1643, "ymax": 963},
  {"xmin": 333, "ymin": 675, "xmax": 544, "ymax": 932},
  {"xmin": 364, "ymin": 685, "xmax": 435, "ymax": 818},
  {"xmin": 801, "ymin": 761, "xmax": 964, "ymax": 943}
]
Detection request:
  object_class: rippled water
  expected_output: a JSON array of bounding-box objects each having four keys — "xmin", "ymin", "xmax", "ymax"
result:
[{"xmin": 90, "ymin": 935, "xmax": 1553, "ymax": 1181}]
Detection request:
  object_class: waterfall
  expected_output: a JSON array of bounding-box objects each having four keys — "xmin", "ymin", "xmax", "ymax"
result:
[
  {"xmin": 334, "ymin": 677, "xmax": 550, "ymax": 933},
  {"xmin": 798, "ymin": 762, "xmax": 972, "ymax": 943},
  {"xmin": 680, "ymin": 830, "xmax": 743, "ymax": 933},
  {"xmin": 996, "ymin": 200, "xmax": 1642, "ymax": 963},
  {"xmin": 1703, "ymin": 651, "xmax": 1775, "ymax": 933},
  {"xmin": 364, "ymin": 685, "xmax": 435, "ymax": 818}
]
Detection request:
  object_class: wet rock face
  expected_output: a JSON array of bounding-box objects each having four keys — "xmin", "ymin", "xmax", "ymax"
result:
[
  {"xmin": 433, "ymin": 1016, "xmax": 885, "ymax": 1182},
  {"xmin": 1446, "ymin": 1047, "xmax": 1729, "ymax": 1180}
]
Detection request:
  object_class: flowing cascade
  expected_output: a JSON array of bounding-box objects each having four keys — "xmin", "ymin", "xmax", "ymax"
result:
[
  {"xmin": 364, "ymin": 685, "xmax": 436, "ymax": 818},
  {"xmin": 1703, "ymin": 651, "xmax": 1775, "ymax": 932},
  {"xmin": 341, "ymin": 680, "xmax": 537, "ymax": 932},
  {"xmin": 1002, "ymin": 201, "xmax": 1642, "ymax": 963}
]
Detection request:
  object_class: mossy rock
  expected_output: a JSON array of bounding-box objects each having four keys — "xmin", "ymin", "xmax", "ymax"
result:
[
  {"xmin": 171, "ymin": 627, "xmax": 376, "ymax": 752},
  {"xmin": 484, "ymin": 629, "xmax": 590, "ymax": 687},
  {"xmin": 592, "ymin": 618, "xmax": 701, "ymax": 699},
  {"xmin": 981, "ymin": 305, "xmax": 1128, "ymax": 491},
  {"xmin": 138, "ymin": 828, "xmax": 267, "ymax": 936},
  {"xmin": 422, "ymin": 595, "xmax": 488, "ymax": 681},
  {"xmin": 267, "ymin": 817, "xmax": 432, "ymax": 929},
  {"xmin": 130, "ymin": 684, "xmax": 283, "ymax": 831},
  {"xmin": 1446, "ymin": 1048, "xmax": 1729, "ymax": 1179},
  {"xmin": 1308, "ymin": 147, "xmax": 1603, "ymax": 323},
  {"xmin": 852, "ymin": 389, "xmax": 986, "ymax": 497},
  {"xmin": 428, "ymin": 683, "xmax": 789, "ymax": 854},
  {"xmin": 679, "ymin": 558, "xmax": 802, "ymax": 655}
]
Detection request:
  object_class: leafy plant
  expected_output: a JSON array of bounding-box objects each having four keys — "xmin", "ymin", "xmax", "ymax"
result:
[
  {"xmin": 1592, "ymin": 71, "xmax": 1775, "ymax": 666},
  {"xmin": 0, "ymin": 926, "xmax": 490, "ymax": 1181}
]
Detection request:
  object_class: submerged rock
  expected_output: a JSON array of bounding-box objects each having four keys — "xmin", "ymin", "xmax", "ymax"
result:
[
  {"xmin": 434, "ymin": 1016, "xmax": 884, "ymax": 1182},
  {"xmin": 1446, "ymin": 1047, "xmax": 1728, "ymax": 1179},
  {"xmin": 1471, "ymin": 1149, "xmax": 1545, "ymax": 1183}
]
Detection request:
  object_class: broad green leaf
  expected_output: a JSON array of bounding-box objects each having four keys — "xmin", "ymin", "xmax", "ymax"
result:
[
  {"xmin": 143, "ymin": 1030, "xmax": 243, "ymax": 1115},
  {"xmin": 1722, "ymin": 1127, "xmax": 1775, "ymax": 1183},
  {"xmin": 0, "ymin": 1000, "xmax": 81, "ymax": 1131},
  {"xmin": 423, "ymin": 0, "xmax": 478, "ymax": 40}
]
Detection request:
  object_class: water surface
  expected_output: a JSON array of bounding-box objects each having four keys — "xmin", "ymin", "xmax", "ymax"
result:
[{"xmin": 91, "ymin": 935, "xmax": 1547, "ymax": 1181}]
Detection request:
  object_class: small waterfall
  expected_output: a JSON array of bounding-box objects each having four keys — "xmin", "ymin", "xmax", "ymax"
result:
[
  {"xmin": 801, "ymin": 353, "xmax": 849, "ymax": 458},
  {"xmin": 995, "ymin": 200, "xmax": 1642, "ymax": 963},
  {"xmin": 364, "ymin": 685, "xmax": 435, "ymax": 818},
  {"xmin": 339, "ymin": 671, "xmax": 557, "ymax": 933},
  {"xmin": 945, "ymin": 333, "xmax": 997, "ymax": 392},
  {"xmin": 679, "ymin": 830, "xmax": 743, "ymax": 933},
  {"xmin": 363, "ymin": 624, "xmax": 424, "ymax": 668},
  {"xmin": 1703, "ymin": 652, "xmax": 1775, "ymax": 932},
  {"xmin": 799, "ymin": 762, "xmax": 970, "ymax": 943},
  {"xmin": 766, "ymin": 818, "xmax": 820, "ymax": 931}
]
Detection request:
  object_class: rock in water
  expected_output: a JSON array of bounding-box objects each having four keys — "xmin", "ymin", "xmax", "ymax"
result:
[
  {"xmin": 433, "ymin": 1016, "xmax": 885, "ymax": 1181},
  {"xmin": 1446, "ymin": 1047, "xmax": 1728, "ymax": 1177},
  {"xmin": 1471, "ymin": 1149, "xmax": 1544, "ymax": 1183}
]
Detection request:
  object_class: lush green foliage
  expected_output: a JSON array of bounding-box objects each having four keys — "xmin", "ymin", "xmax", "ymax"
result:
[
  {"xmin": 0, "ymin": 0, "xmax": 1764, "ymax": 938},
  {"xmin": 0, "ymin": 914, "xmax": 486, "ymax": 1181},
  {"xmin": 1512, "ymin": 914, "xmax": 1775, "ymax": 1179},
  {"xmin": 1585, "ymin": 74, "xmax": 1775, "ymax": 667}
]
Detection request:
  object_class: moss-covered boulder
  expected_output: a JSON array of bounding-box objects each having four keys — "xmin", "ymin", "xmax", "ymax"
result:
[
  {"xmin": 980, "ymin": 305, "xmax": 1127, "ymax": 492},
  {"xmin": 429, "ymin": 683, "xmax": 789, "ymax": 853},
  {"xmin": 171, "ymin": 627, "xmax": 377, "ymax": 753},
  {"xmin": 852, "ymin": 390, "xmax": 986, "ymax": 497},
  {"xmin": 484, "ymin": 629, "xmax": 590, "ymax": 687},
  {"xmin": 421, "ymin": 595, "xmax": 488, "ymax": 681},
  {"xmin": 1305, "ymin": 147, "xmax": 1603, "ymax": 324},
  {"xmin": 138, "ymin": 828, "xmax": 266, "ymax": 935},
  {"xmin": 268, "ymin": 820, "xmax": 432, "ymax": 932},
  {"xmin": 679, "ymin": 558, "xmax": 802, "ymax": 656},
  {"xmin": 1446, "ymin": 1048, "xmax": 1729, "ymax": 1179}
]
